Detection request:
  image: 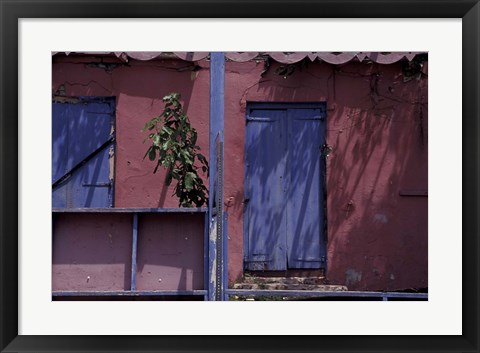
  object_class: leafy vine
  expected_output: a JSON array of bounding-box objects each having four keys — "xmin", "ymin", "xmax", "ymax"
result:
[{"xmin": 142, "ymin": 93, "xmax": 209, "ymax": 207}]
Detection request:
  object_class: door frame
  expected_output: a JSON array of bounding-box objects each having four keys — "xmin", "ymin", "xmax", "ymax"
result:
[{"xmin": 243, "ymin": 102, "xmax": 328, "ymax": 273}]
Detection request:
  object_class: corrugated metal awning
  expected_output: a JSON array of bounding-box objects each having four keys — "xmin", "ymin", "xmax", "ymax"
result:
[{"xmin": 52, "ymin": 51, "xmax": 426, "ymax": 64}]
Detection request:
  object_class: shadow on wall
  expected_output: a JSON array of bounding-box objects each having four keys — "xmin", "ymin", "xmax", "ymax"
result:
[
  {"xmin": 135, "ymin": 213, "xmax": 204, "ymax": 291},
  {"xmin": 325, "ymin": 62, "xmax": 428, "ymax": 291},
  {"xmin": 234, "ymin": 59, "xmax": 428, "ymax": 290},
  {"xmin": 327, "ymin": 106, "xmax": 428, "ymax": 290}
]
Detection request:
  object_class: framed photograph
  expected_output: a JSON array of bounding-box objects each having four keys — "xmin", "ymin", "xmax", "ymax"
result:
[{"xmin": 1, "ymin": 1, "xmax": 478, "ymax": 352}]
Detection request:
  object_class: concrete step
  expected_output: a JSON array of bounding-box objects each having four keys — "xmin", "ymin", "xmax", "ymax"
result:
[
  {"xmin": 232, "ymin": 283, "xmax": 347, "ymax": 291},
  {"xmin": 242, "ymin": 276, "xmax": 326, "ymax": 285}
]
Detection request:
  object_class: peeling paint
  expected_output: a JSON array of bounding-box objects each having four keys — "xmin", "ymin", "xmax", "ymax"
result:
[
  {"xmin": 208, "ymin": 219, "xmax": 218, "ymax": 300},
  {"xmin": 374, "ymin": 213, "xmax": 388, "ymax": 224},
  {"xmin": 345, "ymin": 268, "xmax": 362, "ymax": 286},
  {"xmin": 52, "ymin": 95, "xmax": 80, "ymax": 104}
]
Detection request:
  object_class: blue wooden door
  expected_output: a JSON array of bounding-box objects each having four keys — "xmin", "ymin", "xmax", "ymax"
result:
[
  {"xmin": 244, "ymin": 109, "xmax": 288, "ymax": 270},
  {"xmin": 286, "ymin": 108, "xmax": 326, "ymax": 269},
  {"xmin": 52, "ymin": 97, "xmax": 115, "ymax": 208},
  {"xmin": 244, "ymin": 104, "xmax": 326, "ymax": 271}
]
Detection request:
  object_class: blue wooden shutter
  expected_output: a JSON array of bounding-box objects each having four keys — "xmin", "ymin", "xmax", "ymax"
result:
[
  {"xmin": 52, "ymin": 98, "xmax": 115, "ymax": 208},
  {"xmin": 286, "ymin": 108, "xmax": 326, "ymax": 269},
  {"xmin": 244, "ymin": 109, "xmax": 288, "ymax": 270}
]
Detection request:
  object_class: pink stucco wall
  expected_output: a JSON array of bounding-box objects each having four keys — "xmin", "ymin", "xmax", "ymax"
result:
[
  {"xmin": 52, "ymin": 213, "xmax": 133, "ymax": 291},
  {"xmin": 52, "ymin": 54, "xmax": 428, "ymax": 291}
]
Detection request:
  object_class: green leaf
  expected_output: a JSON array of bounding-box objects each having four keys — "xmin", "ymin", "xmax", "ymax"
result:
[
  {"xmin": 180, "ymin": 150, "xmax": 193, "ymax": 164},
  {"xmin": 148, "ymin": 147, "xmax": 156, "ymax": 161},
  {"xmin": 184, "ymin": 172, "xmax": 196, "ymax": 191},
  {"xmin": 197, "ymin": 153, "xmax": 208, "ymax": 168},
  {"xmin": 175, "ymin": 185, "xmax": 182, "ymax": 197},
  {"xmin": 159, "ymin": 148, "xmax": 166, "ymax": 159},
  {"xmin": 172, "ymin": 169, "xmax": 180, "ymax": 179},
  {"xmin": 161, "ymin": 126, "xmax": 173, "ymax": 135},
  {"xmin": 191, "ymin": 130, "xmax": 197, "ymax": 146}
]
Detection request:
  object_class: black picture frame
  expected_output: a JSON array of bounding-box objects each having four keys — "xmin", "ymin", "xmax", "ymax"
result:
[{"xmin": 1, "ymin": 1, "xmax": 478, "ymax": 352}]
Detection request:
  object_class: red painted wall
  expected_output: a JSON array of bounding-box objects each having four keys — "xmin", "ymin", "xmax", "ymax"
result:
[{"xmin": 53, "ymin": 54, "xmax": 428, "ymax": 291}]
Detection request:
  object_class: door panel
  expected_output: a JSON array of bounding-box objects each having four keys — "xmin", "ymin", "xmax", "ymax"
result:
[
  {"xmin": 52, "ymin": 104, "xmax": 70, "ymax": 184},
  {"xmin": 52, "ymin": 148, "xmax": 112, "ymax": 208},
  {"xmin": 286, "ymin": 109, "xmax": 326, "ymax": 268},
  {"xmin": 66, "ymin": 102, "xmax": 113, "ymax": 173},
  {"xmin": 245, "ymin": 109, "xmax": 287, "ymax": 270}
]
